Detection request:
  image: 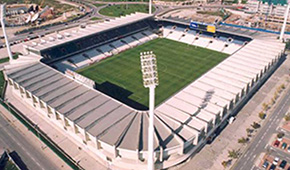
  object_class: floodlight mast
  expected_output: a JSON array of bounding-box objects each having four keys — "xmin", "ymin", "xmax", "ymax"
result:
[
  {"xmin": 140, "ymin": 51, "xmax": 158, "ymax": 170},
  {"xmin": 280, "ymin": 3, "xmax": 290, "ymax": 41},
  {"xmin": 0, "ymin": 4, "xmax": 13, "ymax": 63},
  {"xmin": 149, "ymin": 0, "xmax": 152, "ymax": 14}
]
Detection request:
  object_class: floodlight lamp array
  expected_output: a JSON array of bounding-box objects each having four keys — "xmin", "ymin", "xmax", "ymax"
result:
[{"xmin": 140, "ymin": 51, "xmax": 159, "ymax": 88}]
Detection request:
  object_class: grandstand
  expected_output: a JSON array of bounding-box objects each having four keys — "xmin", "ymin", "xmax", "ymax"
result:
[
  {"xmin": 4, "ymin": 12, "xmax": 286, "ymax": 170},
  {"xmin": 162, "ymin": 24, "xmax": 247, "ymax": 54}
]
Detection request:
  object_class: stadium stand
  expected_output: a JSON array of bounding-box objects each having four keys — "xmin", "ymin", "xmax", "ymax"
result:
[
  {"xmin": 207, "ymin": 39, "xmax": 225, "ymax": 51},
  {"xmin": 132, "ymin": 32, "xmax": 151, "ymax": 44},
  {"xmin": 5, "ymin": 33, "xmax": 285, "ymax": 170},
  {"xmin": 23, "ymin": 13, "xmax": 154, "ymax": 63},
  {"xmin": 6, "ymin": 13, "xmax": 286, "ymax": 170},
  {"xmin": 162, "ymin": 26, "xmax": 245, "ymax": 54},
  {"xmin": 143, "ymin": 30, "xmax": 159, "ymax": 40},
  {"xmin": 110, "ymin": 40, "xmax": 131, "ymax": 54},
  {"xmin": 122, "ymin": 36, "xmax": 139, "ymax": 47},
  {"xmin": 53, "ymin": 29, "xmax": 157, "ymax": 71}
]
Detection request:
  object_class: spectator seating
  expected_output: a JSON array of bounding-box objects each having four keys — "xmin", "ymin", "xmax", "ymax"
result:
[
  {"xmin": 207, "ymin": 39, "xmax": 225, "ymax": 52},
  {"xmin": 122, "ymin": 36, "xmax": 139, "ymax": 47},
  {"xmin": 132, "ymin": 32, "xmax": 151, "ymax": 44},
  {"xmin": 110, "ymin": 40, "xmax": 131, "ymax": 53}
]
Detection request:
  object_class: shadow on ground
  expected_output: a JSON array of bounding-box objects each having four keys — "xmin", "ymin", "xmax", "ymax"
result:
[
  {"xmin": 95, "ymin": 81, "xmax": 148, "ymax": 110},
  {"xmin": 8, "ymin": 151, "xmax": 28, "ymax": 170}
]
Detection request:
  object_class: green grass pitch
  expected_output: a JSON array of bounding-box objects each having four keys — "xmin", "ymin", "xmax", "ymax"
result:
[{"xmin": 77, "ymin": 38, "xmax": 229, "ymax": 109}]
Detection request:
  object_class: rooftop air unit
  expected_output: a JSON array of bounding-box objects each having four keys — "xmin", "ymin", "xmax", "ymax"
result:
[
  {"xmin": 49, "ymin": 37, "xmax": 55, "ymax": 42},
  {"xmin": 57, "ymin": 34, "xmax": 63, "ymax": 39},
  {"xmin": 64, "ymin": 32, "xmax": 71, "ymax": 37},
  {"xmin": 40, "ymin": 39, "xmax": 46, "ymax": 44}
]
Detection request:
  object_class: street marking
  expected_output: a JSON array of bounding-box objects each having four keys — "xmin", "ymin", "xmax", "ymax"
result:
[
  {"xmin": 2, "ymin": 123, "xmax": 45, "ymax": 170},
  {"xmin": 264, "ymin": 144, "xmax": 268, "ymax": 149},
  {"xmin": 251, "ymin": 165, "xmax": 255, "ymax": 170}
]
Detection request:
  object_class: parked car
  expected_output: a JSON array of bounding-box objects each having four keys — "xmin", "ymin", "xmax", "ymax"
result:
[
  {"xmin": 263, "ymin": 160, "xmax": 269, "ymax": 169},
  {"xmin": 279, "ymin": 160, "xmax": 287, "ymax": 169},
  {"xmin": 273, "ymin": 157, "xmax": 279, "ymax": 165},
  {"xmin": 288, "ymin": 146, "xmax": 290, "ymax": 152},
  {"xmin": 228, "ymin": 117, "xmax": 236, "ymax": 124},
  {"xmin": 282, "ymin": 142, "xmax": 287, "ymax": 149},
  {"xmin": 274, "ymin": 140, "xmax": 280, "ymax": 147},
  {"xmin": 269, "ymin": 164, "xmax": 276, "ymax": 170}
]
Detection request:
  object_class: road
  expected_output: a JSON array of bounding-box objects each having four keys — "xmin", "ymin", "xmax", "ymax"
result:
[
  {"xmin": 233, "ymin": 88, "xmax": 290, "ymax": 170},
  {"xmin": 252, "ymin": 146, "xmax": 290, "ymax": 170},
  {"xmin": 0, "ymin": 111, "xmax": 60, "ymax": 170},
  {"xmin": 1, "ymin": 1, "xmax": 234, "ymax": 48}
]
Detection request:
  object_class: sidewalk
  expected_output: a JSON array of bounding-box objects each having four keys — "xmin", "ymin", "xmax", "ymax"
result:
[
  {"xmin": 0, "ymin": 102, "xmax": 71, "ymax": 170},
  {"xmin": 5, "ymin": 87, "xmax": 107, "ymax": 170},
  {"xmin": 174, "ymin": 55, "xmax": 290, "ymax": 170}
]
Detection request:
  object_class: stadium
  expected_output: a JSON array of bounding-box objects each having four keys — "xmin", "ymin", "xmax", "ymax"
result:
[{"xmin": 3, "ymin": 12, "xmax": 286, "ymax": 169}]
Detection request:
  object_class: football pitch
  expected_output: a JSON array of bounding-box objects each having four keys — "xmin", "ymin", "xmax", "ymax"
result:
[{"xmin": 77, "ymin": 38, "xmax": 229, "ymax": 109}]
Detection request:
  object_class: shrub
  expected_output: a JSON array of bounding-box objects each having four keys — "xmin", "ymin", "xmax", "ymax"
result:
[
  {"xmin": 251, "ymin": 122, "xmax": 260, "ymax": 129},
  {"xmin": 277, "ymin": 132, "xmax": 285, "ymax": 139},
  {"xmin": 228, "ymin": 149, "xmax": 239, "ymax": 159},
  {"xmin": 246, "ymin": 128, "xmax": 253, "ymax": 134},
  {"xmin": 285, "ymin": 114, "xmax": 290, "ymax": 121},
  {"xmin": 238, "ymin": 137, "xmax": 248, "ymax": 144},
  {"xmin": 259, "ymin": 111, "xmax": 266, "ymax": 119},
  {"xmin": 262, "ymin": 103, "xmax": 269, "ymax": 111}
]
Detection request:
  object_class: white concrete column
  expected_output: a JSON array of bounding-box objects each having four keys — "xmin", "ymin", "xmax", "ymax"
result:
[
  {"xmin": 0, "ymin": 5, "xmax": 13, "ymax": 63},
  {"xmin": 148, "ymin": 86, "xmax": 155, "ymax": 170},
  {"xmin": 280, "ymin": 4, "xmax": 290, "ymax": 41},
  {"xmin": 149, "ymin": 0, "xmax": 152, "ymax": 15}
]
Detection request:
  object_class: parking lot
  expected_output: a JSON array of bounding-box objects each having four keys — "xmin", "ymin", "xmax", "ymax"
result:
[
  {"xmin": 257, "ymin": 119, "xmax": 290, "ymax": 170},
  {"xmin": 259, "ymin": 154, "xmax": 290, "ymax": 170}
]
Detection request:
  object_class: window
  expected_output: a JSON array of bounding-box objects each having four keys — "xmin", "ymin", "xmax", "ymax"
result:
[
  {"xmin": 76, "ymin": 43, "xmax": 81, "ymax": 49},
  {"xmin": 61, "ymin": 48, "xmax": 67, "ymax": 54}
]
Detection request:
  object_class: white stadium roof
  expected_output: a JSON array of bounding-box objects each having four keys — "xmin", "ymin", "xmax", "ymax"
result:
[
  {"xmin": 6, "ymin": 38, "xmax": 285, "ymax": 158},
  {"xmin": 24, "ymin": 12, "xmax": 153, "ymax": 51},
  {"xmin": 4, "ymin": 12, "xmax": 286, "ymax": 169}
]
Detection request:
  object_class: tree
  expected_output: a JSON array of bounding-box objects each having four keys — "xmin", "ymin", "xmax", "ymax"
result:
[
  {"xmin": 246, "ymin": 128, "xmax": 253, "ymax": 134},
  {"xmin": 270, "ymin": 98, "xmax": 275, "ymax": 105},
  {"xmin": 281, "ymin": 84, "xmax": 285, "ymax": 89},
  {"xmin": 277, "ymin": 132, "xmax": 285, "ymax": 139},
  {"xmin": 221, "ymin": 159, "xmax": 232, "ymax": 168},
  {"xmin": 285, "ymin": 114, "xmax": 290, "ymax": 121},
  {"xmin": 251, "ymin": 122, "xmax": 261, "ymax": 129},
  {"xmin": 238, "ymin": 137, "xmax": 248, "ymax": 144},
  {"xmin": 222, "ymin": 161, "xmax": 228, "ymax": 168},
  {"xmin": 262, "ymin": 103, "xmax": 269, "ymax": 111},
  {"xmin": 228, "ymin": 149, "xmax": 239, "ymax": 159},
  {"xmin": 259, "ymin": 111, "xmax": 266, "ymax": 119},
  {"xmin": 277, "ymin": 86, "xmax": 282, "ymax": 93},
  {"xmin": 274, "ymin": 92, "xmax": 278, "ymax": 100}
]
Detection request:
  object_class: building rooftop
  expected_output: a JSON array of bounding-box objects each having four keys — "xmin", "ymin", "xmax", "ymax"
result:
[
  {"xmin": 5, "ymin": 14, "xmax": 285, "ymax": 159},
  {"xmin": 24, "ymin": 12, "xmax": 153, "ymax": 52}
]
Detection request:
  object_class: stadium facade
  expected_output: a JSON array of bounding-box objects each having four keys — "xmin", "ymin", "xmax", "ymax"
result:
[{"xmin": 3, "ymin": 13, "xmax": 285, "ymax": 169}]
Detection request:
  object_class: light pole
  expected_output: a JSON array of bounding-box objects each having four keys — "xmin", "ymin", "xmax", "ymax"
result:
[
  {"xmin": 140, "ymin": 51, "xmax": 158, "ymax": 170},
  {"xmin": 149, "ymin": 0, "xmax": 152, "ymax": 15},
  {"xmin": 280, "ymin": 3, "xmax": 290, "ymax": 41},
  {"xmin": 0, "ymin": 4, "xmax": 13, "ymax": 63}
]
